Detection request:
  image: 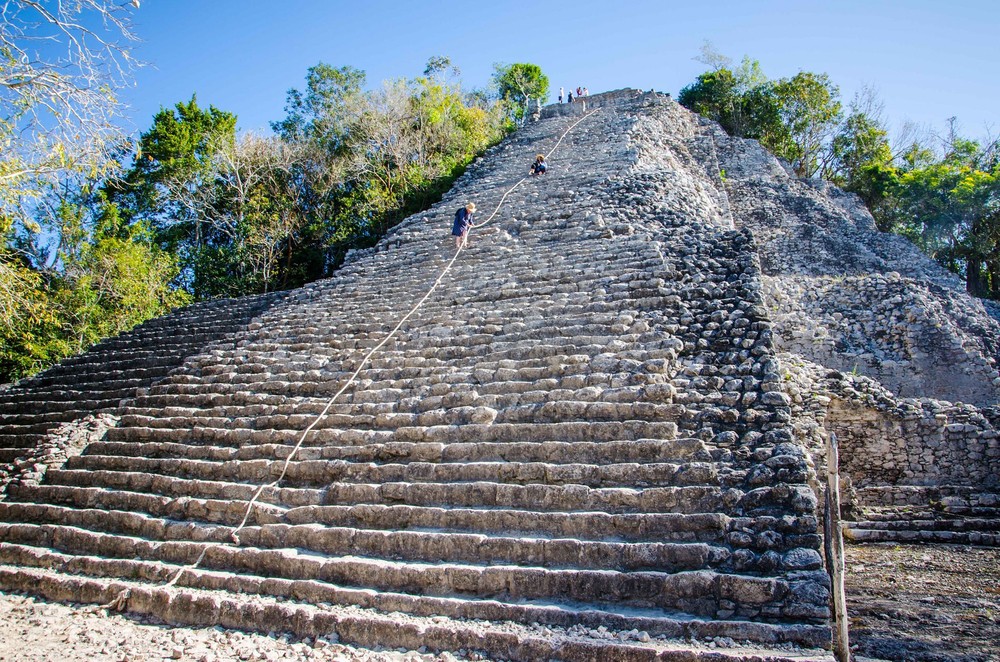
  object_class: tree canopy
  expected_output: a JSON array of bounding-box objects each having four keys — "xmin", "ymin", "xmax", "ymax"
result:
[
  {"xmin": 0, "ymin": 0, "xmax": 185, "ymax": 383},
  {"xmin": 493, "ymin": 63, "xmax": 550, "ymax": 125}
]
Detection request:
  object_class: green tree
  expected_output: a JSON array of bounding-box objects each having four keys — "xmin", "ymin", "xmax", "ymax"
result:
[
  {"xmin": 678, "ymin": 50, "xmax": 1000, "ymax": 301},
  {"xmin": 893, "ymin": 155, "xmax": 1000, "ymax": 296},
  {"xmin": 424, "ymin": 56, "xmax": 460, "ymax": 80},
  {"xmin": 678, "ymin": 69, "xmax": 740, "ymax": 131},
  {"xmin": 109, "ymin": 96, "xmax": 237, "ymax": 293},
  {"xmin": 165, "ymin": 132, "xmax": 307, "ymax": 298},
  {"xmin": 2, "ymin": 0, "xmax": 143, "ymax": 383},
  {"xmin": 1, "ymin": 184, "xmax": 189, "ymax": 384},
  {"xmin": 823, "ymin": 91, "xmax": 896, "ymax": 226},
  {"xmin": 267, "ymin": 60, "xmax": 509, "ymax": 282},
  {"xmin": 271, "ymin": 63, "xmax": 366, "ymax": 148},
  {"xmin": 56, "ymin": 197, "xmax": 189, "ymax": 348},
  {"xmin": 770, "ymin": 72, "xmax": 843, "ymax": 178},
  {"xmin": 269, "ymin": 64, "xmax": 368, "ymax": 281},
  {"xmin": 493, "ymin": 63, "xmax": 550, "ymax": 125},
  {"xmin": 678, "ymin": 59, "xmax": 786, "ymax": 145}
]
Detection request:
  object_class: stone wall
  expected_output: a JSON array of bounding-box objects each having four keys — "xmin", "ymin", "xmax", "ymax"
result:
[
  {"xmin": 780, "ymin": 354, "xmax": 1000, "ymax": 507},
  {"xmin": 707, "ymin": 114, "xmax": 1000, "ymax": 511}
]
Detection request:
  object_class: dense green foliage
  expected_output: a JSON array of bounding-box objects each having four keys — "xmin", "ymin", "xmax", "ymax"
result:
[
  {"xmin": 1, "ymin": 182, "xmax": 188, "ymax": 380},
  {"xmin": 493, "ymin": 63, "xmax": 550, "ymax": 125},
  {"xmin": 1, "ymin": 0, "xmax": 185, "ymax": 382},
  {"xmin": 2, "ymin": 51, "xmax": 519, "ymax": 384},
  {"xmin": 679, "ymin": 51, "xmax": 1000, "ymax": 300}
]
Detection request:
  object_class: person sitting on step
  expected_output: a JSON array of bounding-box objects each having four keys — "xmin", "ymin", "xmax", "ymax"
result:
[
  {"xmin": 530, "ymin": 154, "xmax": 547, "ymax": 176},
  {"xmin": 452, "ymin": 202, "xmax": 476, "ymax": 248}
]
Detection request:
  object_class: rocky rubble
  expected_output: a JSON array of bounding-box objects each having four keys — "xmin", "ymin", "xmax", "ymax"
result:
[
  {"xmin": 713, "ymin": 125, "xmax": 1000, "ymax": 408},
  {"xmin": 709, "ymin": 105, "xmax": 1000, "ymax": 555},
  {"xmin": 0, "ymin": 414, "xmax": 117, "ymax": 495},
  {"xmin": 845, "ymin": 543, "xmax": 1000, "ymax": 662}
]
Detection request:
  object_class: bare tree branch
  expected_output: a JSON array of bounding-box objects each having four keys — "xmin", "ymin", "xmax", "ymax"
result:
[{"xmin": 1, "ymin": 0, "xmax": 140, "ymax": 226}]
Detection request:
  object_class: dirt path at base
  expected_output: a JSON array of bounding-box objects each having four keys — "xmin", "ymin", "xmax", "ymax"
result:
[{"xmin": 845, "ymin": 543, "xmax": 1000, "ymax": 661}]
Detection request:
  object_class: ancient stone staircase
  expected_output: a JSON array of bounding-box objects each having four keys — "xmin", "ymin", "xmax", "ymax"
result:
[
  {"xmin": 0, "ymin": 293, "xmax": 283, "ymax": 488},
  {"xmin": 0, "ymin": 91, "xmax": 836, "ymax": 659},
  {"xmin": 845, "ymin": 486, "xmax": 1000, "ymax": 546}
]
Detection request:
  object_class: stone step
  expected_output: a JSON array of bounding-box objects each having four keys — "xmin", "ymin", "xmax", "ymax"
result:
[
  {"xmin": 257, "ymin": 302, "xmax": 654, "ymax": 334},
  {"xmin": 243, "ymin": 311, "xmax": 651, "ymax": 343},
  {"xmin": 86, "ymin": 327, "xmax": 245, "ymax": 345},
  {"xmin": 151, "ymin": 350, "xmax": 674, "ymax": 386},
  {"xmin": 86, "ymin": 436, "xmax": 717, "ymax": 466},
  {"xmin": 63, "ymin": 453, "xmax": 731, "ymax": 490},
  {"xmin": 0, "ymin": 407, "xmax": 107, "ymax": 423},
  {"xmin": 126, "ymin": 379, "xmax": 674, "ymax": 411},
  {"xmin": 0, "ymin": 566, "xmax": 833, "ymax": 656},
  {"xmin": 292, "ymin": 503, "xmax": 734, "ymax": 543},
  {"xmin": 0, "ymin": 396, "xmax": 125, "ymax": 414},
  {"xmin": 114, "ymin": 399, "xmax": 685, "ymax": 428},
  {"xmin": 246, "ymin": 314, "xmax": 663, "ymax": 345},
  {"xmin": 133, "ymin": 375, "xmax": 677, "ymax": 410},
  {"xmin": 852, "ymin": 503, "xmax": 1000, "ymax": 523},
  {"xmin": 0, "ymin": 510, "xmax": 730, "ymax": 574},
  {"xmin": 854, "ymin": 511, "xmax": 1000, "ymax": 527},
  {"xmin": 33, "ymin": 469, "xmax": 744, "ymax": 515},
  {"xmin": 854, "ymin": 486, "xmax": 1000, "ymax": 511},
  {"xmin": 0, "ymin": 531, "xmax": 797, "ymax": 618},
  {"xmin": 7, "ymin": 483, "xmax": 268, "ymax": 527},
  {"xmin": 0, "ymin": 421, "xmax": 56, "ymax": 436},
  {"xmin": 15, "ymin": 370, "xmax": 171, "ymax": 392},
  {"xmin": 109, "ymin": 419, "xmax": 682, "ymax": 446},
  {"xmin": 25, "ymin": 353, "xmax": 198, "ymax": 382},
  {"xmin": 0, "ymin": 433, "xmax": 47, "ymax": 450},
  {"xmin": 0, "ymin": 448, "xmax": 23, "ymax": 463},
  {"xmin": 845, "ymin": 527, "xmax": 1000, "ymax": 546},
  {"xmin": 0, "ymin": 500, "xmax": 732, "ymax": 545}
]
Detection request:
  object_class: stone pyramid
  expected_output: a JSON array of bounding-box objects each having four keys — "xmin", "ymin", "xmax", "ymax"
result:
[{"xmin": 3, "ymin": 87, "xmax": 995, "ymax": 658}]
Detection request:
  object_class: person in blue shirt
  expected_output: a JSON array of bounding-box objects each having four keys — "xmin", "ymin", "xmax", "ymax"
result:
[
  {"xmin": 530, "ymin": 154, "xmax": 547, "ymax": 176},
  {"xmin": 452, "ymin": 202, "xmax": 476, "ymax": 248}
]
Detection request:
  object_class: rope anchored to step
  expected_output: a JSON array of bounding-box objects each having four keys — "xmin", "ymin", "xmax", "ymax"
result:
[
  {"xmin": 104, "ymin": 106, "xmax": 602, "ymax": 613},
  {"xmin": 86, "ymin": 587, "xmax": 130, "ymax": 614}
]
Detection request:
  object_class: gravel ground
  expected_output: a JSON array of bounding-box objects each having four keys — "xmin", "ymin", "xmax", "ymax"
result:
[
  {"xmin": 0, "ymin": 543, "xmax": 996, "ymax": 661},
  {"xmin": 846, "ymin": 543, "xmax": 1000, "ymax": 662},
  {"xmin": 0, "ymin": 594, "xmax": 445, "ymax": 662}
]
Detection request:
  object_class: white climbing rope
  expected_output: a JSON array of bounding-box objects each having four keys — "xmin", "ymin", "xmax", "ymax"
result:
[
  {"xmin": 138, "ymin": 106, "xmax": 603, "ymax": 601},
  {"xmin": 470, "ymin": 108, "xmax": 599, "ymax": 234}
]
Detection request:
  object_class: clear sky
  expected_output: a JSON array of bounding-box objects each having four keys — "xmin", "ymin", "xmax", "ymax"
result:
[{"xmin": 123, "ymin": 0, "xmax": 998, "ymax": 144}]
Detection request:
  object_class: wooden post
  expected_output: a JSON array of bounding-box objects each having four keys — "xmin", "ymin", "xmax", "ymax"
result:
[{"xmin": 824, "ymin": 432, "xmax": 851, "ymax": 661}]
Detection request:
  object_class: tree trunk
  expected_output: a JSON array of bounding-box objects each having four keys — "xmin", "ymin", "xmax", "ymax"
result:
[{"xmin": 966, "ymin": 255, "xmax": 986, "ymax": 297}]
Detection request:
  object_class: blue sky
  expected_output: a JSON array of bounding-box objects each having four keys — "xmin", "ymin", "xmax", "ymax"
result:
[{"xmin": 124, "ymin": 0, "xmax": 998, "ymax": 144}]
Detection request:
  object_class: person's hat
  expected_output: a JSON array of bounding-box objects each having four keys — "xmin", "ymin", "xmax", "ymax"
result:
[{"xmin": 466, "ymin": 203, "xmax": 477, "ymax": 212}]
